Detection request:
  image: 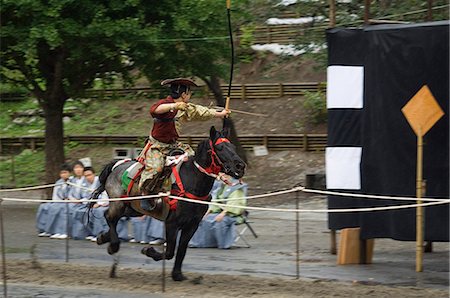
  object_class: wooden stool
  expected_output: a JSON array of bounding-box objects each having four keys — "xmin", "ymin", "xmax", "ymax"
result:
[{"xmin": 337, "ymin": 227, "xmax": 374, "ymax": 265}]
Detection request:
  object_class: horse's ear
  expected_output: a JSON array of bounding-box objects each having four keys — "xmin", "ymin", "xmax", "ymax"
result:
[
  {"xmin": 209, "ymin": 126, "xmax": 218, "ymax": 141},
  {"xmin": 221, "ymin": 126, "xmax": 231, "ymax": 138}
]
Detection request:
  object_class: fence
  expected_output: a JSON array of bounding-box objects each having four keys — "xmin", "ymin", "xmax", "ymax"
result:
[
  {"xmin": 0, "ymin": 134, "xmax": 327, "ymax": 154},
  {"xmin": 0, "ymin": 82, "xmax": 324, "ymax": 102}
]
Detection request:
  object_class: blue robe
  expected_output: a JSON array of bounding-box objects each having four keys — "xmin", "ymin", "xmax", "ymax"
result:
[
  {"xmin": 189, "ymin": 179, "xmax": 248, "ymax": 249},
  {"xmin": 36, "ymin": 178, "xmax": 71, "ymax": 234}
]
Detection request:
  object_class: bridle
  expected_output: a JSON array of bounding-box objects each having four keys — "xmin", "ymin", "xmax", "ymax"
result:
[
  {"xmin": 193, "ymin": 137, "xmax": 241, "ymax": 186},
  {"xmin": 202, "ymin": 137, "xmax": 230, "ymax": 175},
  {"xmin": 170, "ymin": 137, "xmax": 234, "ymax": 202}
]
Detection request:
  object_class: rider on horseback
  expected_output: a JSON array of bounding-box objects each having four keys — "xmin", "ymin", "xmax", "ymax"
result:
[{"xmin": 139, "ymin": 78, "xmax": 230, "ymax": 211}]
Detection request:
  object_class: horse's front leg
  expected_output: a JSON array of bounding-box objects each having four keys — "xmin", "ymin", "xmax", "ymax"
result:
[
  {"xmin": 142, "ymin": 216, "xmax": 177, "ymax": 261},
  {"xmin": 98, "ymin": 202, "xmax": 126, "ymax": 255},
  {"xmin": 171, "ymin": 222, "xmax": 200, "ymax": 281}
]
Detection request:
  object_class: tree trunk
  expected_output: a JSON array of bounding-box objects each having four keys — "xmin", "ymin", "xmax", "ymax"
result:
[
  {"xmin": 43, "ymin": 99, "xmax": 65, "ymax": 197},
  {"xmin": 203, "ymin": 76, "xmax": 248, "ymax": 164}
]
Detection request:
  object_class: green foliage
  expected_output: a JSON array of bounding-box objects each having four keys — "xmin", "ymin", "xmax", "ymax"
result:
[
  {"xmin": 302, "ymin": 90, "xmax": 327, "ymax": 125},
  {"xmin": 0, "ymin": 149, "xmax": 45, "ymax": 187},
  {"xmin": 238, "ymin": 24, "xmax": 256, "ymax": 63}
]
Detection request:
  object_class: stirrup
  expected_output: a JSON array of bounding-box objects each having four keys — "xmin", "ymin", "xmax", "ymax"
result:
[{"xmin": 140, "ymin": 199, "xmax": 155, "ymax": 211}]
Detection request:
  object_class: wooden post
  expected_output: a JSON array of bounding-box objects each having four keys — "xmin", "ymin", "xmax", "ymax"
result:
[
  {"xmin": 263, "ymin": 135, "xmax": 268, "ymax": 148},
  {"xmin": 31, "ymin": 138, "xmax": 36, "ymax": 151},
  {"xmin": 0, "ymin": 200, "xmax": 7, "ymax": 298},
  {"xmin": 11, "ymin": 155, "xmax": 15, "ymax": 186},
  {"xmin": 330, "ymin": 230, "xmax": 337, "ymax": 254},
  {"xmin": 416, "ymin": 127, "xmax": 424, "ymax": 272},
  {"xmin": 303, "ymin": 134, "xmax": 308, "ymax": 152},
  {"xmin": 329, "ymin": 0, "xmax": 336, "ymax": 27},
  {"xmin": 278, "ymin": 83, "xmax": 284, "ymax": 97},
  {"xmin": 426, "ymin": 0, "xmax": 433, "ymax": 21},
  {"xmin": 364, "ymin": 0, "xmax": 371, "ymax": 25},
  {"xmin": 241, "ymin": 84, "xmax": 246, "ymax": 100},
  {"xmin": 295, "ymin": 191, "xmax": 300, "ymax": 279}
]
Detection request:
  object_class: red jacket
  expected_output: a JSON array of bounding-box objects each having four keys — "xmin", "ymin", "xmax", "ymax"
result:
[{"xmin": 150, "ymin": 96, "xmax": 178, "ymax": 143}]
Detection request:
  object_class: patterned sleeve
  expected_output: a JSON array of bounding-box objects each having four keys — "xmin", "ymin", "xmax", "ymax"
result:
[{"xmin": 179, "ymin": 103, "xmax": 216, "ymax": 121}]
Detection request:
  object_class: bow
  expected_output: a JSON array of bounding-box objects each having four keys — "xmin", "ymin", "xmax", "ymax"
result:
[{"xmin": 225, "ymin": 0, "xmax": 234, "ymax": 114}]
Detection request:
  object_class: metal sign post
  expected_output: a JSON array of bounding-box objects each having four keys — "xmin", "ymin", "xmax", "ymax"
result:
[
  {"xmin": 295, "ymin": 191, "xmax": 300, "ymax": 279},
  {"xmin": 0, "ymin": 199, "xmax": 7, "ymax": 297}
]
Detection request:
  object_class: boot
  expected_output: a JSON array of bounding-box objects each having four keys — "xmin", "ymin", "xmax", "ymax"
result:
[{"xmin": 139, "ymin": 168, "xmax": 171, "ymax": 212}]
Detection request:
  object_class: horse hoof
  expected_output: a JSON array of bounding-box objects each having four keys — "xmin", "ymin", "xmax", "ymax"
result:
[
  {"xmin": 97, "ymin": 235, "xmax": 104, "ymax": 245},
  {"xmin": 172, "ymin": 271, "xmax": 187, "ymax": 282},
  {"xmin": 141, "ymin": 246, "xmax": 162, "ymax": 261},
  {"xmin": 109, "ymin": 265, "xmax": 117, "ymax": 278},
  {"xmin": 107, "ymin": 244, "xmax": 120, "ymax": 255}
]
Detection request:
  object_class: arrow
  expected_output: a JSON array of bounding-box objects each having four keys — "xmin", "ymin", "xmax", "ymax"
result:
[{"xmin": 214, "ymin": 106, "xmax": 268, "ymax": 117}]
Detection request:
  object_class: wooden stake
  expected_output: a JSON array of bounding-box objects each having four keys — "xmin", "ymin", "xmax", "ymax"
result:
[
  {"xmin": 364, "ymin": 0, "xmax": 371, "ymax": 25},
  {"xmin": 416, "ymin": 127, "xmax": 424, "ymax": 272},
  {"xmin": 329, "ymin": 0, "xmax": 336, "ymax": 27}
]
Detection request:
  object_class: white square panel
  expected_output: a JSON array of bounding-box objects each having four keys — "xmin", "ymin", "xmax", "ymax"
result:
[
  {"xmin": 327, "ymin": 65, "xmax": 364, "ymax": 109},
  {"xmin": 326, "ymin": 147, "xmax": 362, "ymax": 190}
]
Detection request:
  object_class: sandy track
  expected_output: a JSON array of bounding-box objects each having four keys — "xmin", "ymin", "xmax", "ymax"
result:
[{"xmin": 4, "ymin": 260, "xmax": 448, "ymax": 298}]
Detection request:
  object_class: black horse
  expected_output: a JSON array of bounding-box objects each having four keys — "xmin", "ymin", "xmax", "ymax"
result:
[{"xmin": 90, "ymin": 127, "xmax": 246, "ymax": 281}]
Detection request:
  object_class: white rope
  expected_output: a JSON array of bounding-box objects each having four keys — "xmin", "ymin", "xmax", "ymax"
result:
[
  {"xmin": 65, "ymin": 181, "xmax": 95, "ymax": 192},
  {"xmin": 216, "ymin": 186, "xmax": 447, "ymax": 203},
  {"xmin": 0, "ymin": 192, "xmax": 168, "ymax": 204},
  {"xmin": 168, "ymin": 194, "xmax": 450, "ymax": 213},
  {"xmin": 0, "ymin": 183, "xmax": 59, "ymax": 192},
  {"xmin": 1, "ymin": 182, "xmax": 449, "ymax": 213},
  {"xmin": 1, "ymin": 190, "xmax": 449, "ymax": 212},
  {"xmin": 301, "ymin": 188, "xmax": 447, "ymax": 202}
]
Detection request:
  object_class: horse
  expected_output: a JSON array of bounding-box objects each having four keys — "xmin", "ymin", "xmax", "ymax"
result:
[{"xmin": 90, "ymin": 126, "xmax": 246, "ymax": 281}]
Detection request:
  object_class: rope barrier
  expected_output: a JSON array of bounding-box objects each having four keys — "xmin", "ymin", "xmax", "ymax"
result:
[
  {"xmin": 1, "ymin": 181, "xmax": 449, "ymax": 203},
  {"xmin": 301, "ymin": 188, "xmax": 447, "ymax": 203},
  {"xmin": 1, "ymin": 193, "xmax": 448, "ymax": 213},
  {"xmin": 167, "ymin": 194, "xmax": 449, "ymax": 213},
  {"xmin": 0, "ymin": 183, "xmax": 59, "ymax": 192}
]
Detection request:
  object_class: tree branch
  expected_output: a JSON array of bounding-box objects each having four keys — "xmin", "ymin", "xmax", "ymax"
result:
[{"xmin": 12, "ymin": 54, "xmax": 45, "ymax": 103}]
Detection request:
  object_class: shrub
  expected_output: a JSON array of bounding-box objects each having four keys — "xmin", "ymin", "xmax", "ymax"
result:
[{"xmin": 303, "ymin": 90, "xmax": 327, "ymax": 125}]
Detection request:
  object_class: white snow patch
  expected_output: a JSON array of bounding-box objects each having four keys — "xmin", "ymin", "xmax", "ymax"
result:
[
  {"xmin": 251, "ymin": 42, "xmax": 327, "ymax": 56},
  {"xmin": 251, "ymin": 43, "xmax": 305, "ymax": 56},
  {"xmin": 266, "ymin": 16, "xmax": 325, "ymax": 25},
  {"xmin": 275, "ymin": 0, "xmax": 298, "ymax": 6}
]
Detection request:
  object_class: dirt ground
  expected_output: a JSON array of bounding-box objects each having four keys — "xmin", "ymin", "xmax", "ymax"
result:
[
  {"xmin": 1, "ymin": 152, "xmax": 448, "ymax": 297},
  {"xmin": 3, "ymin": 260, "xmax": 448, "ymax": 298}
]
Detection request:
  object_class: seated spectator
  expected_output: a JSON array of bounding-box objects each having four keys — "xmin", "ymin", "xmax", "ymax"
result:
[
  {"xmin": 69, "ymin": 166, "xmax": 128, "ymax": 241},
  {"xmin": 189, "ymin": 177, "xmax": 247, "ymax": 249},
  {"xmin": 130, "ymin": 216, "xmax": 165, "ymax": 244},
  {"xmin": 84, "ymin": 167, "xmax": 128, "ymax": 242},
  {"xmin": 47, "ymin": 161, "xmax": 86, "ymax": 239},
  {"xmin": 36, "ymin": 163, "xmax": 72, "ymax": 237},
  {"xmin": 69, "ymin": 166, "xmax": 99, "ymax": 239}
]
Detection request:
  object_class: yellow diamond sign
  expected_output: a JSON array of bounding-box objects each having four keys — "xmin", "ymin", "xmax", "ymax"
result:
[{"xmin": 402, "ymin": 85, "xmax": 444, "ymax": 137}]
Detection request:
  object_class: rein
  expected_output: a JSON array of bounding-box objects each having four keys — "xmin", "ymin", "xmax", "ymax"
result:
[
  {"xmin": 193, "ymin": 137, "xmax": 240, "ymax": 186},
  {"xmin": 170, "ymin": 137, "xmax": 233, "ymax": 201}
]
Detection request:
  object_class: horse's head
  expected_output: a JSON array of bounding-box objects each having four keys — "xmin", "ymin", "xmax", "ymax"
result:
[{"xmin": 196, "ymin": 126, "xmax": 246, "ymax": 179}]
